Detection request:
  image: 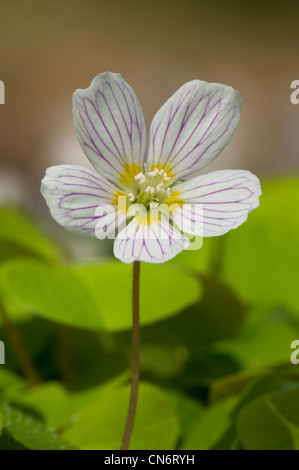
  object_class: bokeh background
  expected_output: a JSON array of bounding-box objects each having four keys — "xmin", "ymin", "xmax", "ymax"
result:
[
  {"xmin": 1, "ymin": 0, "xmax": 299, "ymax": 214},
  {"xmin": 0, "ymin": 0, "xmax": 299, "ymax": 451}
]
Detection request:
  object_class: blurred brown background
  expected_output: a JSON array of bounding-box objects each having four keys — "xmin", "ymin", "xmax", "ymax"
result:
[{"xmin": 0, "ymin": 0, "xmax": 298, "ymax": 211}]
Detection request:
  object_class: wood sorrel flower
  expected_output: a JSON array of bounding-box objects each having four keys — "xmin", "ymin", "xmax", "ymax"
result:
[{"xmin": 41, "ymin": 72, "xmax": 261, "ymax": 263}]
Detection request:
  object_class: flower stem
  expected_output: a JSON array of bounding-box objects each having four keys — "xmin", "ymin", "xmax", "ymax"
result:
[
  {"xmin": 0, "ymin": 301, "xmax": 41, "ymax": 386},
  {"xmin": 121, "ymin": 261, "xmax": 140, "ymax": 450}
]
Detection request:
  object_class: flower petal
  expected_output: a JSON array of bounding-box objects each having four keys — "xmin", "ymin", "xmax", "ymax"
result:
[
  {"xmin": 172, "ymin": 204, "xmax": 204, "ymax": 237},
  {"xmin": 175, "ymin": 170, "xmax": 262, "ymax": 236},
  {"xmin": 113, "ymin": 216, "xmax": 190, "ymax": 263},
  {"xmin": 73, "ymin": 72, "xmax": 146, "ymax": 185},
  {"xmin": 147, "ymin": 80, "xmax": 241, "ymax": 179},
  {"xmin": 41, "ymin": 165, "xmax": 118, "ymax": 236}
]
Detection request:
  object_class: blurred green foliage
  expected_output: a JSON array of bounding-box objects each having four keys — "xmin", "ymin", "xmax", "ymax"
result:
[{"xmin": 0, "ymin": 176, "xmax": 299, "ymax": 450}]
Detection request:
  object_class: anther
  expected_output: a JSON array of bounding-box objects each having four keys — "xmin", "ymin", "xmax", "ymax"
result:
[
  {"xmin": 147, "ymin": 168, "xmax": 159, "ymax": 177},
  {"xmin": 145, "ymin": 186, "xmax": 155, "ymax": 195},
  {"xmin": 156, "ymin": 182, "xmax": 164, "ymax": 192},
  {"xmin": 135, "ymin": 172, "xmax": 146, "ymax": 183},
  {"xmin": 128, "ymin": 192, "xmax": 136, "ymax": 202}
]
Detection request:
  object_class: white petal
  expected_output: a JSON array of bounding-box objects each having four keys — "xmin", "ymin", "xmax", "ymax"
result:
[
  {"xmin": 172, "ymin": 204, "xmax": 204, "ymax": 236},
  {"xmin": 73, "ymin": 72, "xmax": 146, "ymax": 185},
  {"xmin": 41, "ymin": 165, "xmax": 118, "ymax": 236},
  {"xmin": 147, "ymin": 80, "xmax": 241, "ymax": 179},
  {"xmin": 94, "ymin": 203, "xmax": 127, "ymax": 240},
  {"xmin": 175, "ymin": 170, "xmax": 262, "ymax": 237},
  {"xmin": 113, "ymin": 216, "xmax": 190, "ymax": 263}
]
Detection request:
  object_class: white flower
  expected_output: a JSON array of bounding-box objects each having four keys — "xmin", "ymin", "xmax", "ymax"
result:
[{"xmin": 41, "ymin": 72, "xmax": 261, "ymax": 264}]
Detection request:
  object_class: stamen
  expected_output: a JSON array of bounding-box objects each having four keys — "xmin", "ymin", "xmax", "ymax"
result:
[
  {"xmin": 147, "ymin": 168, "xmax": 159, "ymax": 177},
  {"xmin": 126, "ymin": 166, "xmax": 175, "ymax": 209},
  {"xmin": 135, "ymin": 172, "xmax": 146, "ymax": 183},
  {"xmin": 128, "ymin": 192, "xmax": 136, "ymax": 202},
  {"xmin": 145, "ymin": 186, "xmax": 155, "ymax": 195}
]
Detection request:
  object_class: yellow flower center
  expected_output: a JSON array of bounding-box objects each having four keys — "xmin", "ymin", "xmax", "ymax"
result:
[{"xmin": 116, "ymin": 164, "xmax": 183, "ymax": 216}]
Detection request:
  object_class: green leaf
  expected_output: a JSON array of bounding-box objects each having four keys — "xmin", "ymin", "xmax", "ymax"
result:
[
  {"xmin": 236, "ymin": 387, "xmax": 299, "ymax": 450},
  {"xmin": 180, "ymin": 397, "xmax": 237, "ymax": 450},
  {"xmin": 232, "ymin": 375, "xmax": 282, "ymax": 417},
  {"xmin": 0, "ymin": 259, "xmax": 200, "ymax": 331},
  {"xmin": 167, "ymin": 392, "xmax": 203, "ymax": 442},
  {"xmin": 0, "ymin": 208, "xmax": 62, "ymax": 262},
  {"xmin": 181, "ymin": 376, "xmax": 282, "ymax": 450},
  {"xmin": 63, "ymin": 382, "xmax": 180, "ymax": 450},
  {"xmin": 74, "ymin": 262, "xmax": 201, "ymax": 331},
  {"xmin": 0, "ymin": 402, "xmax": 76, "ymax": 450},
  {"xmin": 6, "ymin": 375, "xmax": 128, "ymax": 430},
  {"xmin": 0, "ymin": 259, "xmax": 103, "ymax": 330},
  {"xmin": 210, "ymin": 370, "xmax": 280, "ymax": 404},
  {"xmin": 214, "ymin": 318, "xmax": 297, "ymax": 372},
  {"xmin": 7, "ymin": 383, "xmax": 100, "ymax": 429},
  {"xmin": 0, "ymin": 369, "xmax": 25, "ymax": 392},
  {"xmin": 222, "ymin": 178, "xmax": 299, "ymax": 315}
]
